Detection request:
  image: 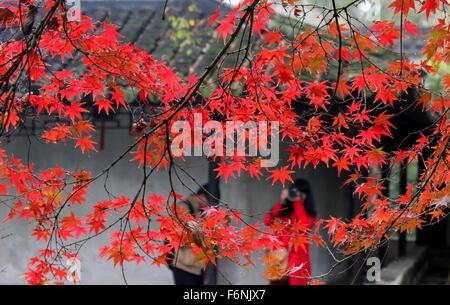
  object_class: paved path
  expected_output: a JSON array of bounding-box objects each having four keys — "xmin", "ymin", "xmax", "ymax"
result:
[{"xmin": 419, "ymin": 249, "xmax": 450, "ymax": 285}]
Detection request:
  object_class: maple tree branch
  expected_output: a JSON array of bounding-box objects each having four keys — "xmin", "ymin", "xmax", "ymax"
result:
[
  {"xmin": 162, "ymin": 0, "xmax": 169, "ymax": 20},
  {"xmin": 331, "ymin": 0, "xmax": 343, "ymax": 100},
  {"xmin": 1, "ymin": 0, "xmax": 449, "ymax": 286},
  {"xmin": 0, "ymin": 0, "xmax": 64, "ymax": 137},
  {"xmin": 45, "ymin": 0, "xmax": 262, "ymax": 221}
]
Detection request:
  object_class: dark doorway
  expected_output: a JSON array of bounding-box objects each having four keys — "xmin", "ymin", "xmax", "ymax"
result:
[{"xmin": 416, "ymin": 216, "xmax": 448, "ymax": 248}]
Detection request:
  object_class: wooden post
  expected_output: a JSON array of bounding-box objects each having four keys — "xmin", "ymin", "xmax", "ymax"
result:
[
  {"xmin": 203, "ymin": 159, "xmax": 220, "ymax": 285},
  {"xmin": 398, "ymin": 163, "xmax": 407, "ymax": 257},
  {"xmin": 379, "ymin": 162, "xmax": 391, "ymax": 265}
]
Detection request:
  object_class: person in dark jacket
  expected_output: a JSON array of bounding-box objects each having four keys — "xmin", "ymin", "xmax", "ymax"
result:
[{"xmin": 167, "ymin": 185, "xmax": 217, "ymax": 285}]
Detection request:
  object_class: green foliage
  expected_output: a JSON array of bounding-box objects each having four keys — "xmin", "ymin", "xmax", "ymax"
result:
[{"xmin": 168, "ymin": 4, "xmax": 200, "ymax": 54}]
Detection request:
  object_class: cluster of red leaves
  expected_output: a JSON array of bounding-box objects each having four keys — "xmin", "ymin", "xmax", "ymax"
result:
[{"xmin": 0, "ymin": 0, "xmax": 449, "ymax": 284}]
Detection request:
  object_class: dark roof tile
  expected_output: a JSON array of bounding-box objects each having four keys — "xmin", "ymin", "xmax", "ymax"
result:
[{"xmin": 82, "ymin": 0, "xmax": 225, "ymax": 76}]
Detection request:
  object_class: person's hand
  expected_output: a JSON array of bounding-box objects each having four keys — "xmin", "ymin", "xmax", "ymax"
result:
[
  {"xmin": 187, "ymin": 220, "xmax": 206, "ymax": 249},
  {"xmin": 280, "ymin": 188, "xmax": 289, "ymax": 202},
  {"xmin": 131, "ymin": 118, "xmax": 148, "ymax": 136}
]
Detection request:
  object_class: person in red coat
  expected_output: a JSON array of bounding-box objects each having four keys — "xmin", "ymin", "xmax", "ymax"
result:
[{"xmin": 264, "ymin": 178, "xmax": 316, "ymax": 285}]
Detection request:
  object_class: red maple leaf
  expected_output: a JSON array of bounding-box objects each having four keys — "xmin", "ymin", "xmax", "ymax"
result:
[
  {"xmin": 334, "ymin": 157, "xmax": 350, "ymax": 176},
  {"xmin": 64, "ymin": 102, "xmax": 89, "ymax": 123},
  {"xmin": 215, "ymin": 162, "xmax": 238, "ymax": 182},
  {"xmin": 74, "ymin": 136, "xmax": 98, "ymax": 154},
  {"xmin": 419, "ymin": 0, "xmax": 449, "ymax": 19},
  {"xmin": 388, "ymin": 0, "xmax": 416, "ymax": 16},
  {"xmin": 370, "ymin": 21, "xmax": 400, "ymax": 47},
  {"xmin": 111, "ymin": 88, "xmax": 128, "ymax": 108},
  {"xmin": 267, "ymin": 166, "xmax": 294, "ymax": 186},
  {"xmin": 208, "ymin": 7, "xmax": 221, "ymax": 25},
  {"xmin": 404, "ymin": 19, "xmax": 420, "ymax": 37},
  {"xmin": 263, "ymin": 30, "xmax": 282, "ymax": 45},
  {"xmin": 94, "ymin": 98, "xmax": 114, "ymax": 115},
  {"xmin": 216, "ymin": 13, "xmax": 236, "ymax": 43}
]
